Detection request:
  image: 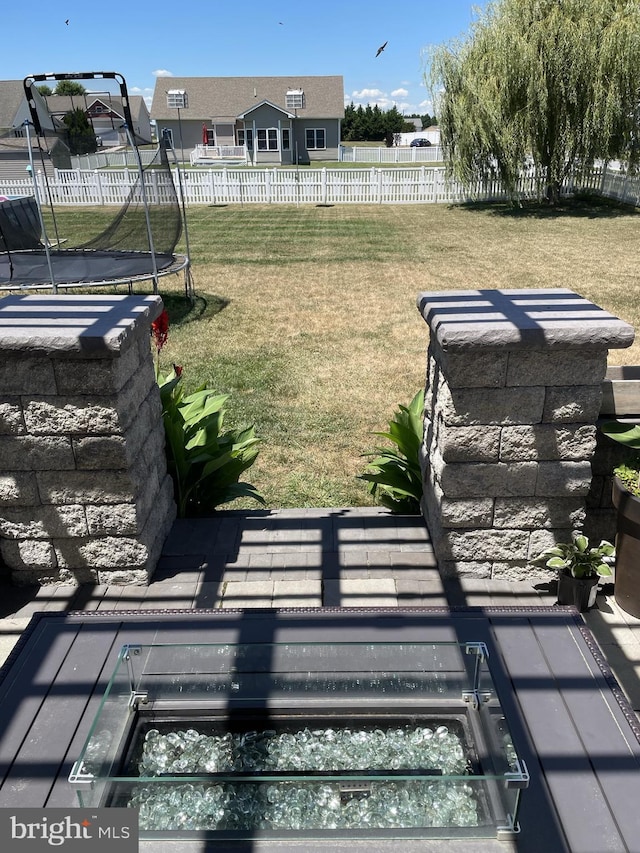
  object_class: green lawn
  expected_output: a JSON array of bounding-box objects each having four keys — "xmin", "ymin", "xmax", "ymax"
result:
[{"xmin": 40, "ymin": 198, "xmax": 640, "ymax": 508}]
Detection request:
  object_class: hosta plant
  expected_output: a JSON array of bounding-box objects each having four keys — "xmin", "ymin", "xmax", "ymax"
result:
[
  {"xmin": 535, "ymin": 533, "xmax": 614, "ymax": 580},
  {"xmin": 158, "ymin": 367, "xmax": 264, "ymax": 517},
  {"xmin": 359, "ymin": 389, "xmax": 424, "ymax": 514},
  {"xmin": 150, "ymin": 308, "xmax": 263, "ymax": 517}
]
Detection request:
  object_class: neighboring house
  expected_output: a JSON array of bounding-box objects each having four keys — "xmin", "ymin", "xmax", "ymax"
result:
[
  {"xmin": 0, "ymin": 80, "xmax": 65, "ymax": 181},
  {"xmin": 150, "ymin": 76, "xmax": 344, "ymax": 164},
  {"xmin": 0, "ymin": 79, "xmax": 56, "ymax": 136},
  {"xmin": 43, "ymin": 93, "xmax": 152, "ymax": 147}
]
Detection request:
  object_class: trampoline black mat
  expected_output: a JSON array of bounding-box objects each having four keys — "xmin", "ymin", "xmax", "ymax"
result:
[{"xmin": 0, "ymin": 248, "xmax": 178, "ymax": 287}]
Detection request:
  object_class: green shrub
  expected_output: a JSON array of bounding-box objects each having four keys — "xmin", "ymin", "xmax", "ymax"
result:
[
  {"xmin": 158, "ymin": 367, "xmax": 264, "ymax": 517},
  {"xmin": 359, "ymin": 389, "xmax": 424, "ymax": 514}
]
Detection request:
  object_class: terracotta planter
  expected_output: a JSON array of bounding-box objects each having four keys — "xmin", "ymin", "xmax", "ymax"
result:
[
  {"xmin": 556, "ymin": 570, "xmax": 599, "ymax": 612},
  {"xmin": 612, "ymin": 476, "xmax": 640, "ymax": 618}
]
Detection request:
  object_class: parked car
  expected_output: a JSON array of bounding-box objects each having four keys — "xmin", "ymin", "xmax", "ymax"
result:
[{"xmin": 410, "ymin": 138, "xmax": 431, "ymax": 147}]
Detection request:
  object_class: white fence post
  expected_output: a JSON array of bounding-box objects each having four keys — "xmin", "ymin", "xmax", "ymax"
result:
[
  {"xmin": 94, "ymin": 171, "xmax": 104, "ymax": 206},
  {"xmin": 265, "ymin": 169, "xmax": 272, "ymax": 203}
]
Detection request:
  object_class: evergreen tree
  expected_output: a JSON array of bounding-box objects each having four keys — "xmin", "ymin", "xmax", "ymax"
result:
[
  {"xmin": 63, "ymin": 107, "xmax": 98, "ymax": 154},
  {"xmin": 429, "ymin": 0, "xmax": 640, "ymax": 203},
  {"xmin": 55, "ymin": 80, "xmax": 86, "ymax": 96},
  {"xmin": 342, "ymin": 104, "xmax": 417, "ymax": 142}
]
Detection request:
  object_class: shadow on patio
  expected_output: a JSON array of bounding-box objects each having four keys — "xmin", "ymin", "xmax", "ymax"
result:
[{"xmin": 0, "ymin": 507, "xmax": 638, "ymax": 724}]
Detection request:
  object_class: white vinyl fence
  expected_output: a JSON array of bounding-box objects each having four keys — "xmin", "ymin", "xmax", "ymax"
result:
[
  {"xmin": 69, "ymin": 150, "xmax": 159, "ymax": 170},
  {"xmin": 0, "ymin": 164, "xmax": 634, "ymax": 207},
  {"xmin": 339, "ymin": 145, "xmax": 444, "ymax": 163}
]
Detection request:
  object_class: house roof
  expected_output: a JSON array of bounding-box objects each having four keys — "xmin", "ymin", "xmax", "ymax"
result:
[
  {"xmin": 0, "ymin": 80, "xmax": 28, "ymax": 130},
  {"xmin": 43, "ymin": 94, "xmax": 149, "ymax": 124},
  {"xmin": 0, "ymin": 80, "xmax": 58, "ymax": 135},
  {"xmin": 150, "ymin": 76, "xmax": 344, "ymax": 121},
  {"xmin": 238, "ymin": 100, "xmax": 296, "ymax": 120}
]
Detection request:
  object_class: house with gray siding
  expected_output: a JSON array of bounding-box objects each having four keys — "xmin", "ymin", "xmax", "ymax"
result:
[
  {"xmin": 0, "ymin": 80, "xmax": 64, "ymax": 180},
  {"xmin": 42, "ymin": 93, "xmax": 152, "ymax": 147},
  {"xmin": 150, "ymin": 76, "xmax": 344, "ymax": 164}
]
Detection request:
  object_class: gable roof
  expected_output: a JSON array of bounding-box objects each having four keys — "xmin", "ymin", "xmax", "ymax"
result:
[
  {"xmin": 43, "ymin": 94, "xmax": 149, "ymax": 123},
  {"xmin": 150, "ymin": 76, "xmax": 344, "ymax": 121},
  {"xmin": 0, "ymin": 80, "xmax": 25, "ymax": 129},
  {"xmin": 238, "ymin": 100, "xmax": 296, "ymax": 120},
  {"xmin": 0, "ymin": 80, "xmax": 58, "ymax": 135}
]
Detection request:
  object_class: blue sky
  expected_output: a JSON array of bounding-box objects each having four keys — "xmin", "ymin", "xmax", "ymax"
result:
[{"xmin": 2, "ymin": 1, "xmax": 480, "ymax": 115}]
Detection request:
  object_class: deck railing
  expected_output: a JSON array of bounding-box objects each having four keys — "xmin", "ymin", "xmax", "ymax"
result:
[{"xmin": 189, "ymin": 144, "xmax": 248, "ymax": 165}]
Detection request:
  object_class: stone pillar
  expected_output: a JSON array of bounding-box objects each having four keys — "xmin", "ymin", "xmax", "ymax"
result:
[
  {"xmin": 417, "ymin": 288, "xmax": 634, "ymax": 580},
  {"xmin": 0, "ymin": 294, "xmax": 176, "ymax": 585}
]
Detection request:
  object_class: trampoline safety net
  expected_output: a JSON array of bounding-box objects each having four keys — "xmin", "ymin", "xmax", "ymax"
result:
[{"xmin": 0, "ymin": 73, "xmax": 185, "ymax": 291}]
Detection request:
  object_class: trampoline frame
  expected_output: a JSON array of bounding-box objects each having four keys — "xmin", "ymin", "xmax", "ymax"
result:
[{"xmin": 0, "ymin": 71, "xmax": 192, "ymax": 297}]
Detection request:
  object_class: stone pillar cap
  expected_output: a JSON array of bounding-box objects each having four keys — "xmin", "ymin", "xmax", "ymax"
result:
[
  {"xmin": 417, "ymin": 288, "xmax": 635, "ymax": 351},
  {"xmin": 0, "ymin": 294, "xmax": 164, "ymax": 356}
]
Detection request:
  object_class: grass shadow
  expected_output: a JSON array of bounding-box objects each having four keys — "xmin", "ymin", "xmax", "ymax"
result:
[
  {"xmin": 455, "ymin": 193, "xmax": 640, "ymax": 220},
  {"xmin": 161, "ymin": 291, "xmax": 230, "ymax": 327}
]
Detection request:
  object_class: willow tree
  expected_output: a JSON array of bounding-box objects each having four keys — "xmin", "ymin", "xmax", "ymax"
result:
[{"xmin": 428, "ymin": 0, "xmax": 640, "ymax": 203}]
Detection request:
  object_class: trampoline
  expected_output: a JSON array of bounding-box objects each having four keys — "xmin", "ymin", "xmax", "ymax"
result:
[{"xmin": 0, "ymin": 72, "xmax": 192, "ymax": 295}]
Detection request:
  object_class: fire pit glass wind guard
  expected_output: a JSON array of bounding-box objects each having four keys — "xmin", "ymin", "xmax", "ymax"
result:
[{"xmin": 70, "ymin": 641, "xmax": 528, "ymax": 841}]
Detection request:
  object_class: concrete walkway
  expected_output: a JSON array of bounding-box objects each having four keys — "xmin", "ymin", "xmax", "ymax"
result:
[{"xmin": 0, "ymin": 507, "xmax": 639, "ymax": 717}]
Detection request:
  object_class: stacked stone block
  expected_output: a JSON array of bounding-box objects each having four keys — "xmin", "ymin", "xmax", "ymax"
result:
[
  {"xmin": 0, "ymin": 294, "xmax": 176, "ymax": 585},
  {"xmin": 417, "ymin": 289, "xmax": 634, "ymax": 581}
]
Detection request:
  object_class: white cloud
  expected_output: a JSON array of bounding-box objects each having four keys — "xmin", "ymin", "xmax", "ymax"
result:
[
  {"xmin": 351, "ymin": 88, "xmax": 384, "ymax": 100},
  {"xmin": 130, "ymin": 86, "xmax": 155, "ymax": 109},
  {"xmin": 344, "ymin": 84, "xmax": 434, "ymax": 117},
  {"xmin": 418, "ymin": 98, "xmax": 435, "ymax": 114},
  {"xmin": 153, "ymin": 69, "xmax": 174, "ymax": 78}
]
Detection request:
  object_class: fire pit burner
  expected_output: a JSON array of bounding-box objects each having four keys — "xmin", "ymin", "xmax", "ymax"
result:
[{"xmin": 70, "ymin": 641, "xmax": 528, "ymax": 841}]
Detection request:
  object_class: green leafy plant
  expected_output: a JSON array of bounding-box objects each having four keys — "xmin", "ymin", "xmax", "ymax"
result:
[
  {"xmin": 600, "ymin": 420, "xmax": 640, "ymax": 497},
  {"xmin": 159, "ymin": 367, "xmax": 264, "ymax": 517},
  {"xmin": 359, "ymin": 390, "xmax": 424, "ymax": 514},
  {"xmin": 150, "ymin": 309, "xmax": 263, "ymax": 517},
  {"xmin": 534, "ymin": 533, "xmax": 614, "ymax": 580}
]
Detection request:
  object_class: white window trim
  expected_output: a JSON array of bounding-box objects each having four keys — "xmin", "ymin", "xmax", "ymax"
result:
[
  {"xmin": 257, "ymin": 127, "xmax": 279, "ymax": 151},
  {"xmin": 306, "ymin": 128, "xmax": 326, "ymax": 150},
  {"xmin": 238, "ymin": 127, "xmax": 254, "ymax": 147}
]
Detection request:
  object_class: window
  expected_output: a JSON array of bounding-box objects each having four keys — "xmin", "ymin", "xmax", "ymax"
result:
[
  {"xmin": 257, "ymin": 128, "xmax": 278, "ymax": 151},
  {"xmin": 166, "ymin": 90, "xmax": 187, "ymax": 109},
  {"xmin": 238, "ymin": 128, "xmax": 254, "ymax": 149},
  {"xmin": 285, "ymin": 89, "xmax": 304, "ymax": 110},
  {"xmin": 282, "ymin": 128, "xmax": 290, "ymax": 151},
  {"xmin": 305, "ymin": 128, "xmax": 326, "ymax": 150}
]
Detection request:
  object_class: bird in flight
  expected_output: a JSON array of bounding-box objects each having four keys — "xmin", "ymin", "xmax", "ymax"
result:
[
  {"xmin": 376, "ymin": 41, "xmax": 388, "ymax": 57},
  {"xmin": 65, "ymin": 19, "xmax": 69, "ymax": 25}
]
